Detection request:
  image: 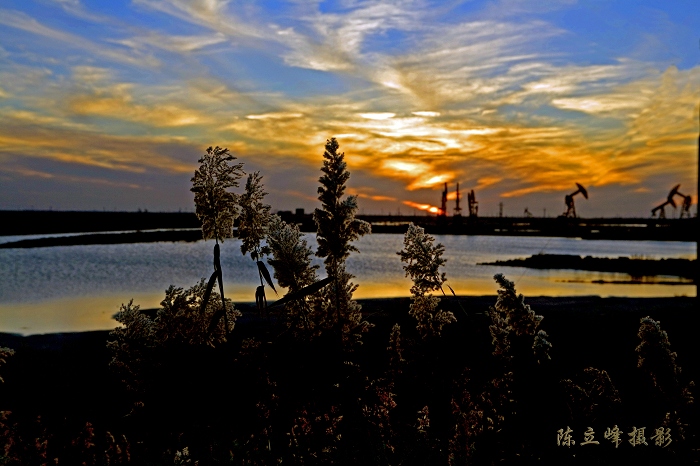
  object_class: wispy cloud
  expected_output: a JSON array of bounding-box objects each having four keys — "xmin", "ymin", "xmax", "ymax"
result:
[
  {"xmin": 133, "ymin": 0, "xmax": 269, "ymax": 42},
  {"xmin": 0, "ymin": 0, "xmax": 697, "ymax": 215},
  {"xmin": 113, "ymin": 32, "xmax": 228, "ymax": 54},
  {"xmin": 0, "ymin": 9, "xmax": 159, "ymax": 67}
]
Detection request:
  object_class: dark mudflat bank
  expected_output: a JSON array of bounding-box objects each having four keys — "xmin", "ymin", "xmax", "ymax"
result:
[
  {"xmin": 0, "ymin": 296, "xmax": 698, "ymax": 465},
  {"xmin": 2, "ymin": 210, "xmax": 697, "ymax": 241},
  {"xmin": 0, "ymin": 229, "xmax": 202, "ymax": 249},
  {"xmin": 0, "ymin": 210, "xmax": 199, "ymax": 236},
  {"xmin": 480, "ymin": 254, "xmax": 697, "ymax": 281},
  {"xmin": 2, "ymin": 296, "xmax": 698, "ymax": 416},
  {"xmin": 2, "ymin": 296, "xmax": 698, "ymax": 403}
]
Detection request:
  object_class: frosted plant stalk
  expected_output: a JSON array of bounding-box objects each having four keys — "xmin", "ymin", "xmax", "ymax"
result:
[
  {"xmin": 398, "ymin": 223, "xmax": 455, "ymax": 339},
  {"xmin": 313, "ymin": 138, "xmax": 371, "ymax": 346}
]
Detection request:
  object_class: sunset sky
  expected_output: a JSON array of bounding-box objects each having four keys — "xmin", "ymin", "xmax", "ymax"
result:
[{"xmin": 0, "ymin": 0, "xmax": 698, "ymax": 217}]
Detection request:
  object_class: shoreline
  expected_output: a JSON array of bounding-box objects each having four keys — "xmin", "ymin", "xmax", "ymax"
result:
[
  {"xmin": 2, "ymin": 209, "xmax": 697, "ymax": 242},
  {"xmin": 0, "ymin": 229, "xmax": 202, "ymax": 248}
]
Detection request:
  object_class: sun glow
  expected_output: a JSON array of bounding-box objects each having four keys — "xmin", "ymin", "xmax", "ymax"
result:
[{"xmin": 403, "ymin": 200, "xmax": 441, "ymax": 214}]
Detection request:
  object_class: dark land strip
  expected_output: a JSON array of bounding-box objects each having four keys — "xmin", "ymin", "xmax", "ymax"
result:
[
  {"xmin": 0, "ymin": 296, "xmax": 698, "ymax": 464},
  {"xmin": 2, "ymin": 210, "xmax": 697, "ymax": 241},
  {"xmin": 480, "ymin": 254, "xmax": 697, "ymax": 282},
  {"xmin": 0, "ymin": 229, "xmax": 202, "ymax": 248},
  {"xmin": 2, "ymin": 296, "xmax": 698, "ymax": 407}
]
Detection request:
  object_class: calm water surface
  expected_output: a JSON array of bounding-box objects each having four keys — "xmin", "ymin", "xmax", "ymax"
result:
[{"xmin": 0, "ymin": 233, "xmax": 695, "ymax": 334}]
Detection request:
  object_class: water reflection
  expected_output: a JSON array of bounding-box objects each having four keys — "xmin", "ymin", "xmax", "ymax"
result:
[{"xmin": 0, "ymin": 233, "xmax": 695, "ymax": 334}]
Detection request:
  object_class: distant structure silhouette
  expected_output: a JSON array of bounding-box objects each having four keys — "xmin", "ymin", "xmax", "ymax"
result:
[
  {"xmin": 563, "ymin": 183, "xmax": 588, "ymax": 218},
  {"xmin": 454, "ymin": 183, "xmax": 462, "ymax": 216},
  {"xmin": 468, "ymin": 189, "xmax": 478, "ymax": 217},
  {"xmin": 668, "ymin": 184, "xmax": 693, "ymax": 219},
  {"xmin": 439, "ymin": 182, "xmax": 448, "ymax": 217},
  {"xmin": 651, "ymin": 185, "xmax": 679, "ymax": 219}
]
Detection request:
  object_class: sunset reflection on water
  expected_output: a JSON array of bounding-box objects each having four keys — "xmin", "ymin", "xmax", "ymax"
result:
[{"xmin": 0, "ymin": 234, "xmax": 695, "ymax": 335}]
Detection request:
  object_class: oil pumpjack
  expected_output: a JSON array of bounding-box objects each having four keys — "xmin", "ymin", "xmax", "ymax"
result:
[
  {"xmin": 669, "ymin": 184, "xmax": 693, "ymax": 218},
  {"xmin": 651, "ymin": 186, "xmax": 679, "ymax": 218},
  {"xmin": 563, "ymin": 183, "xmax": 588, "ymax": 218}
]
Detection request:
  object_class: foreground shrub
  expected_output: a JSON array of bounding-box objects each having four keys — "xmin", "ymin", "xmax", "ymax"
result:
[
  {"xmin": 313, "ymin": 137, "xmax": 371, "ymax": 347},
  {"xmin": 636, "ymin": 316, "xmax": 694, "ymax": 442},
  {"xmin": 266, "ymin": 214, "xmax": 320, "ymax": 336},
  {"xmin": 238, "ymin": 171, "xmax": 277, "ymax": 309},
  {"xmin": 190, "ymin": 146, "xmax": 244, "ymax": 243},
  {"xmin": 191, "ymin": 145, "xmax": 245, "ymax": 332},
  {"xmin": 107, "ymin": 281, "xmax": 239, "ymax": 397},
  {"xmin": 560, "ymin": 367, "xmax": 622, "ymax": 424},
  {"xmin": 488, "ymin": 273, "xmax": 551, "ymax": 364},
  {"xmin": 398, "ymin": 223, "xmax": 455, "ymax": 339},
  {"xmin": 451, "ymin": 274, "xmax": 554, "ymax": 464},
  {"xmin": 636, "ymin": 316, "xmax": 693, "ymax": 406},
  {"xmin": 0, "ymin": 348, "xmax": 12, "ymax": 385}
]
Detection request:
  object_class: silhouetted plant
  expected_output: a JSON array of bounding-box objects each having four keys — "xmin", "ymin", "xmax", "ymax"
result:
[
  {"xmin": 286, "ymin": 405, "xmax": 344, "ymax": 464},
  {"xmin": 636, "ymin": 316, "xmax": 694, "ymax": 440},
  {"xmin": 0, "ymin": 347, "xmax": 13, "ymax": 384},
  {"xmin": 0, "ymin": 414, "xmax": 50, "ymax": 465},
  {"xmin": 191, "ymin": 146, "xmax": 244, "ymax": 243},
  {"xmin": 106, "ymin": 300, "xmax": 155, "ymax": 395},
  {"xmin": 361, "ymin": 377, "xmax": 398, "ymax": 459},
  {"xmin": 313, "ymin": 137, "xmax": 371, "ymax": 346},
  {"xmin": 637, "ymin": 316, "xmax": 692, "ymax": 402},
  {"xmin": 238, "ymin": 172, "xmax": 272, "ymax": 261},
  {"xmin": 108, "ymin": 281, "xmax": 239, "ymax": 396},
  {"xmin": 411, "ymin": 405, "xmax": 443, "ymax": 463},
  {"xmin": 489, "ymin": 273, "xmax": 551, "ymax": 364},
  {"xmin": 560, "ymin": 367, "xmax": 621, "ymax": 422},
  {"xmin": 448, "ymin": 369, "xmax": 473, "ymax": 466},
  {"xmin": 451, "ymin": 373, "xmax": 511, "ymax": 465},
  {"xmin": 356, "ymin": 325, "xmax": 406, "ymax": 461},
  {"xmin": 398, "ymin": 223, "xmax": 455, "ymax": 339},
  {"xmin": 68, "ymin": 421, "xmax": 97, "ymax": 466},
  {"xmin": 173, "ymin": 446, "xmax": 194, "ymax": 465},
  {"xmin": 456, "ymin": 275, "xmax": 553, "ymax": 464},
  {"xmin": 190, "ymin": 146, "xmax": 244, "ymax": 332},
  {"xmin": 104, "ymin": 431, "xmax": 131, "ymax": 465},
  {"xmin": 266, "ymin": 214, "xmax": 320, "ymax": 335},
  {"xmin": 237, "ymin": 171, "xmax": 277, "ymax": 310},
  {"xmin": 387, "ymin": 323, "xmax": 404, "ymax": 379}
]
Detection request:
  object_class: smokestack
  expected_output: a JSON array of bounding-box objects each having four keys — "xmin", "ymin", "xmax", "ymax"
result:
[
  {"xmin": 440, "ymin": 182, "xmax": 448, "ymax": 216},
  {"xmin": 455, "ymin": 183, "xmax": 462, "ymax": 215}
]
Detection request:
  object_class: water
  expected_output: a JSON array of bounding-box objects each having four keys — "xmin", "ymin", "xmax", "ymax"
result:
[{"xmin": 0, "ymin": 233, "xmax": 695, "ymax": 334}]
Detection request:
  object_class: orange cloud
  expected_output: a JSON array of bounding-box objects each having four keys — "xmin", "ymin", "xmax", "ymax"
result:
[{"xmin": 403, "ymin": 200, "xmax": 441, "ymax": 214}]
